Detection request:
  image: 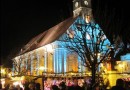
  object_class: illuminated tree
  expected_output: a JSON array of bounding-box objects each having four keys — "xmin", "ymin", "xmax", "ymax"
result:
[
  {"xmin": 12, "ymin": 51, "xmax": 42, "ymax": 76},
  {"xmin": 59, "ymin": 16, "xmax": 112, "ymax": 88},
  {"xmin": 12, "ymin": 53, "xmax": 33, "ymax": 76},
  {"xmin": 12, "ymin": 57, "xmax": 26, "ymax": 75}
]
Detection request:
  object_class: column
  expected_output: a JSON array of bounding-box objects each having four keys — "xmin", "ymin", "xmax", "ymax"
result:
[
  {"xmin": 61, "ymin": 48, "xmax": 64, "ymax": 74},
  {"xmin": 25, "ymin": 57, "xmax": 28, "ymax": 70},
  {"xmin": 78, "ymin": 56, "xmax": 82, "ymax": 73},
  {"xmin": 58, "ymin": 48, "xmax": 62, "ymax": 73},
  {"xmin": 20, "ymin": 57, "xmax": 22, "ymax": 72},
  {"xmin": 56, "ymin": 49, "xmax": 59, "ymax": 74},
  {"xmin": 36, "ymin": 53, "xmax": 40, "ymax": 76},
  {"xmin": 63, "ymin": 49, "xmax": 66, "ymax": 74},
  {"xmin": 44, "ymin": 50, "xmax": 48, "ymax": 73},
  {"xmin": 30, "ymin": 55, "xmax": 34, "ymax": 75},
  {"xmin": 53, "ymin": 49, "xmax": 56, "ymax": 73},
  {"xmin": 12, "ymin": 59, "xmax": 15, "ymax": 76}
]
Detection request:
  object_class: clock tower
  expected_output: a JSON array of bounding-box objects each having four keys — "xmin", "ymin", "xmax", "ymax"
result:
[{"xmin": 73, "ymin": 0, "xmax": 92, "ymax": 22}]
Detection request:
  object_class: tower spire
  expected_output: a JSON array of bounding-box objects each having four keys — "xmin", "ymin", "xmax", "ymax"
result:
[{"xmin": 73, "ymin": 0, "xmax": 92, "ymax": 23}]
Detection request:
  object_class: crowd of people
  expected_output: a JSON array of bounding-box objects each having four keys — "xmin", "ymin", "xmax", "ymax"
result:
[
  {"xmin": 22, "ymin": 77, "xmax": 108, "ymax": 90},
  {"xmin": 0, "ymin": 84, "xmax": 23, "ymax": 90},
  {"xmin": 111, "ymin": 79, "xmax": 130, "ymax": 90},
  {"xmin": 43, "ymin": 78, "xmax": 88, "ymax": 90},
  {"xmin": 0, "ymin": 82, "xmax": 41, "ymax": 90},
  {"xmin": 0, "ymin": 77, "xmax": 130, "ymax": 90}
]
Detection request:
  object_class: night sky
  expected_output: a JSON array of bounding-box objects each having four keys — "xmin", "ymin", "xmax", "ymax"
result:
[
  {"xmin": 1, "ymin": 0, "xmax": 130, "ymax": 66},
  {"xmin": 1, "ymin": 0, "xmax": 73, "ymax": 61}
]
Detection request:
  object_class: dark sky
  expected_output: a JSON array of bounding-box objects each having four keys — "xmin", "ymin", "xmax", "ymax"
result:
[
  {"xmin": 1, "ymin": 0, "xmax": 73, "ymax": 60},
  {"xmin": 1, "ymin": 0, "xmax": 129, "ymax": 64}
]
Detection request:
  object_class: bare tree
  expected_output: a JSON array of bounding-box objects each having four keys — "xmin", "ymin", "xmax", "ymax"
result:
[
  {"xmin": 12, "ymin": 56, "xmax": 27, "ymax": 75},
  {"xmin": 59, "ymin": 16, "xmax": 113, "ymax": 89},
  {"xmin": 12, "ymin": 55, "xmax": 32, "ymax": 76},
  {"xmin": 13, "ymin": 57, "xmax": 23, "ymax": 75}
]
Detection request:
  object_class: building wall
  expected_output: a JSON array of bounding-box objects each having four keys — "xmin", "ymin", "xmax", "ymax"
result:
[
  {"xmin": 13, "ymin": 44, "xmax": 84, "ymax": 76},
  {"xmin": 115, "ymin": 61, "xmax": 130, "ymax": 73},
  {"xmin": 12, "ymin": 14, "xmax": 112, "ymax": 76}
]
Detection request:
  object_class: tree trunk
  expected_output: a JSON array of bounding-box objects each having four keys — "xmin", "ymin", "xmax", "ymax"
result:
[{"xmin": 91, "ymin": 63, "xmax": 96, "ymax": 90}]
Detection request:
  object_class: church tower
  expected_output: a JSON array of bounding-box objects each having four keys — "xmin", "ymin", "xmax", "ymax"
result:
[{"xmin": 73, "ymin": 0, "xmax": 92, "ymax": 23}]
